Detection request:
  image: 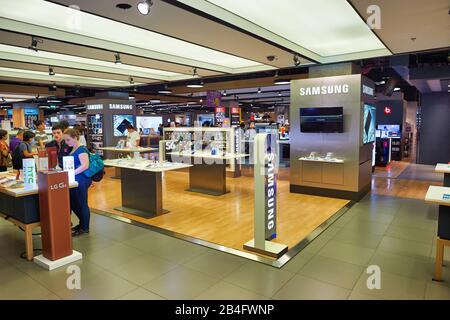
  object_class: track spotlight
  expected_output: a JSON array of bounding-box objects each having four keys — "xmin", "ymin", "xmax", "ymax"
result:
[
  {"xmin": 223, "ymin": 90, "xmax": 227, "ymax": 96},
  {"xmin": 28, "ymin": 36, "xmax": 42, "ymax": 52},
  {"xmin": 114, "ymin": 52, "xmax": 122, "ymax": 64},
  {"xmin": 137, "ymin": 0, "xmax": 153, "ymax": 15},
  {"xmin": 192, "ymin": 67, "xmax": 200, "ymax": 78},
  {"xmin": 293, "ymin": 53, "xmax": 301, "ymax": 66},
  {"xmin": 257, "ymin": 88, "xmax": 261, "ymax": 94},
  {"xmin": 49, "ymin": 83, "xmax": 57, "ymax": 91},
  {"xmin": 49, "ymin": 66, "xmax": 55, "ymax": 76},
  {"xmin": 129, "ymin": 76, "xmax": 134, "ymax": 84},
  {"xmin": 278, "ymin": 91, "xmax": 282, "ymax": 96}
]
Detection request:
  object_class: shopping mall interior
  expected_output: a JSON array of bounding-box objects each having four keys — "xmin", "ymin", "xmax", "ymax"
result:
[{"xmin": 0, "ymin": 0, "xmax": 449, "ymax": 301}]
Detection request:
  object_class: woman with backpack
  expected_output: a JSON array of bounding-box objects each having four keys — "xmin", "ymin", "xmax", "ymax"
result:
[
  {"xmin": 63, "ymin": 128, "xmax": 92, "ymax": 236},
  {"xmin": 0, "ymin": 129, "xmax": 10, "ymax": 172},
  {"xmin": 12, "ymin": 131, "xmax": 38, "ymax": 178}
]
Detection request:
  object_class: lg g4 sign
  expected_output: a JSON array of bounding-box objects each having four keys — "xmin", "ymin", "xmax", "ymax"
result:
[{"xmin": 384, "ymin": 106, "xmax": 392, "ymax": 115}]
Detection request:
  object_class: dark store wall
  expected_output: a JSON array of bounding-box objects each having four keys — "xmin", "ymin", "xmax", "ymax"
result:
[{"xmin": 418, "ymin": 93, "xmax": 450, "ymax": 165}]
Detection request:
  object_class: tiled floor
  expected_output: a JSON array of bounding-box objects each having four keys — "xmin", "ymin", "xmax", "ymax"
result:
[{"xmin": 1, "ymin": 193, "xmax": 450, "ymax": 300}]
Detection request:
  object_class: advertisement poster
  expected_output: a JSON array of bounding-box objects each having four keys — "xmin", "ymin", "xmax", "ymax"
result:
[
  {"xmin": 113, "ymin": 115, "xmax": 134, "ymax": 137},
  {"xmin": 63, "ymin": 156, "xmax": 75, "ymax": 184},
  {"xmin": 23, "ymin": 158, "xmax": 37, "ymax": 189}
]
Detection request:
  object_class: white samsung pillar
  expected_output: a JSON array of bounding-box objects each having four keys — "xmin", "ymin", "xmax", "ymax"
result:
[{"xmin": 244, "ymin": 133, "xmax": 288, "ymax": 258}]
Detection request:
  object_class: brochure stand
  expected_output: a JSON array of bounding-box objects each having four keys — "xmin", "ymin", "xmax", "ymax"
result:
[{"xmin": 34, "ymin": 171, "xmax": 82, "ymax": 270}]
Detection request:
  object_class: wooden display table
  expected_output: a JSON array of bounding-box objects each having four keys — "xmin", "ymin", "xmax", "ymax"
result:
[
  {"xmin": 168, "ymin": 152, "xmax": 248, "ymax": 196},
  {"xmin": 425, "ymin": 186, "xmax": 450, "ymax": 281},
  {"xmin": 0, "ymin": 174, "xmax": 78, "ymax": 261},
  {"xmin": 103, "ymin": 159, "xmax": 192, "ymax": 218}
]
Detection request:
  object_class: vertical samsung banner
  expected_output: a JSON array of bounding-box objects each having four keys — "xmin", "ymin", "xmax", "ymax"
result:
[
  {"xmin": 62, "ymin": 156, "xmax": 75, "ymax": 184},
  {"xmin": 265, "ymin": 134, "xmax": 277, "ymax": 240},
  {"xmin": 23, "ymin": 158, "xmax": 37, "ymax": 189}
]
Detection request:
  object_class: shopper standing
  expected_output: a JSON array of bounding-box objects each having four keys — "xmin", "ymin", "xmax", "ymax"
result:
[
  {"xmin": 12, "ymin": 131, "xmax": 38, "ymax": 179},
  {"xmin": 45, "ymin": 124, "xmax": 72, "ymax": 168},
  {"xmin": 34, "ymin": 120, "xmax": 48, "ymax": 148},
  {"xmin": 9, "ymin": 129, "xmax": 24, "ymax": 154},
  {"xmin": 0, "ymin": 129, "xmax": 10, "ymax": 172},
  {"xmin": 125, "ymin": 124, "xmax": 140, "ymax": 148},
  {"xmin": 73, "ymin": 124, "xmax": 87, "ymax": 146},
  {"xmin": 63, "ymin": 129, "xmax": 92, "ymax": 236}
]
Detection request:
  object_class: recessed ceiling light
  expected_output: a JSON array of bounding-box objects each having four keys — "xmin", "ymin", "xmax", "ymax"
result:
[
  {"xmin": 116, "ymin": 3, "xmax": 132, "ymax": 10},
  {"xmin": 274, "ymin": 79, "xmax": 290, "ymax": 85},
  {"xmin": 137, "ymin": 0, "xmax": 153, "ymax": 15},
  {"xmin": 187, "ymin": 80, "xmax": 204, "ymax": 88}
]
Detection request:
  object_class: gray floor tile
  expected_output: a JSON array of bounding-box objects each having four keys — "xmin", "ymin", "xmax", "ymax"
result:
[
  {"xmin": 302, "ymin": 236, "xmax": 330, "ymax": 254},
  {"xmin": 351, "ymin": 211, "xmax": 395, "ymax": 225},
  {"xmin": 318, "ymin": 241, "xmax": 375, "ymax": 266},
  {"xmin": 184, "ymin": 250, "xmax": 247, "ymax": 279},
  {"xmin": 353, "ymin": 271, "xmax": 427, "ymax": 300},
  {"xmin": 333, "ymin": 213, "xmax": 355, "ymax": 227},
  {"xmin": 272, "ymin": 275, "xmax": 350, "ymax": 300},
  {"xmin": 369, "ymin": 250, "xmax": 434, "ymax": 281},
  {"xmin": 0, "ymin": 268, "xmax": 53, "ymax": 299},
  {"xmin": 55, "ymin": 269, "xmax": 138, "ymax": 300},
  {"xmin": 378, "ymin": 236, "xmax": 432, "ymax": 260},
  {"xmin": 333, "ymin": 227, "xmax": 384, "ymax": 249},
  {"xmin": 117, "ymin": 287, "xmax": 166, "ymax": 300},
  {"xmin": 224, "ymin": 262, "xmax": 295, "ymax": 297},
  {"xmin": 14, "ymin": 258, "xmax": 105, "ymax": 294},
  {"xmin": 299, "ymin": 255, "xmax": 364, "ymax": 290},
  {"xmin": 195, "ymin": 281, "xmax": 269, "ymax": 300},
  {"xmin": 282, "ymin": 252, "xmax": 315, "ymax": 273},
  {"xmin": 385, "ymin": 225, "xmax": 435, "ymax": 245},
  {"xmin": 314, "ymin": 225, "xmax": 343, "ymax": 241},
  {"xmin": 344, "ymin": 219, "xmax": 390, "ymax": 236},
  {"xmin": 110, "ymin": 254, "xmax": 178, "ymax": 285},
  {"xmin": 84, "ymin": 242, "xmax": 145, "ymax": 270},
  {"xmin": 72, "ymin": 233, "xmax": 120, "ymax": 255},
  {"xmin": 149, "ymin": 239, "xmax": 208, "ymax": 264},
  {"xmin": 122, "ymin": 232, "xmax": 175, "ymax": 254},
  {"xmin": 93, "ymin": 222, "xmax": 150, "ymax": 242},
  {"xmin": 424, "ymin": 282, "xmax": 450, "ymax": 300},
  {"xmin": 143, "ymin": 265, "xmax": 220, "ymax": 300},
  {"xmin": 391, "ymin": 216, "xmax": 437, "ymax": 231}
]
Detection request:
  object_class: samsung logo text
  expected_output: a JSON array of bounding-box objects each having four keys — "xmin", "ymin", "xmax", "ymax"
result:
[{"xmin": 300, "ymin": 84, "xmax": 349, "ymax": 96}]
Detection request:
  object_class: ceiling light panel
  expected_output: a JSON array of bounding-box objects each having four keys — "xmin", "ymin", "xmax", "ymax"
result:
[
  {"xmin": 0, "ymin": 44, "xmax": 187, "ymax": 81},
  {"xmin": 0, "ymin": 67, "xmax": 142, "ymax": 87},
  {"xmin": 0, "ymin": 0, "xmax": 271, "ymax": 72},
  {"xmin": 177, "ymin": 0, "xmax": 391, "ymax": 62}
]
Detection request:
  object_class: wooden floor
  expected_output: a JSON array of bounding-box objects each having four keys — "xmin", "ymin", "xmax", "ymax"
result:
[{"xmin": 89, "ymin": 167, "xmax": 349, "ymax": 257}]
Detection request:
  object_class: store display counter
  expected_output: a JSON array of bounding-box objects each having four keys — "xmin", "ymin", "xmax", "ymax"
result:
[
  {"xmin": 168, "ymin": 152, "xmax": 248, "ymax": 196},
  {"xmin": 425, "ymin": 185, "xmax": 450, "ymax": 281},
  {"xmin": 435, "ymin": 164, "xmax": 450, "ymax": 187},
  {"xmin": 299, "ymin": 157, "xmax": 344, "ymax": 164},
  {"xmin": 298, "ymin": 157, "xmax": 345, "ymax": 185},
  {"xmin": 103, "ymin": 159, "xmax": 192, "ymax": 218},
  {"xmin": 0, "ymin": 173, "xmax": 78, "ymax": 260}
]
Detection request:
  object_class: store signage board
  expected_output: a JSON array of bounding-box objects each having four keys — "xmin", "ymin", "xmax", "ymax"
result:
[
  {"xmin": 23, "ymin": 158, "xmax": 37, "ymax": 189},
  {"xmin": 63, "ymin": 156, "xmax": 75, "ymax": 184},
  {"xmin": 384, "ymin": 106, "xmax": 392, "ymax": 115},
  {"xmin": 300, "ymin": 84, "xmax": 349, "ymax": 96},
  {"xmin": 362, "ymin": 85, "xmax": 374, "ymax": 96},
  {"xmin": 109, "ymin": 104, "xmax": 133, "ymax": 110},
  {"xmin": 87, "ymin": 104, "xmax": 103, "ymax": 111}
]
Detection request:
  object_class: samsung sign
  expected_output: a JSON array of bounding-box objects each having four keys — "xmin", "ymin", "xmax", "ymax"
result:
[
  {"xmin": 265, "ymin": 152, "xmax": 277, "ymax": 240},
  {"xmin": 300, "ymin": 84, "xmax": 349, "ymax": 96}
]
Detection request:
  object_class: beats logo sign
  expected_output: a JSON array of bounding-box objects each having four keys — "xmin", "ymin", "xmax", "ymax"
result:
[{"xmin": 384, "ymin": 106, "xmax": 392, "ymax": 115}]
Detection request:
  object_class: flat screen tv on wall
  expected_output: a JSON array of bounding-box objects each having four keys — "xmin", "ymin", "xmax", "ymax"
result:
[{"xmin": 300, "ymin": 107, "xmax": 344, "ymax": 133}]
